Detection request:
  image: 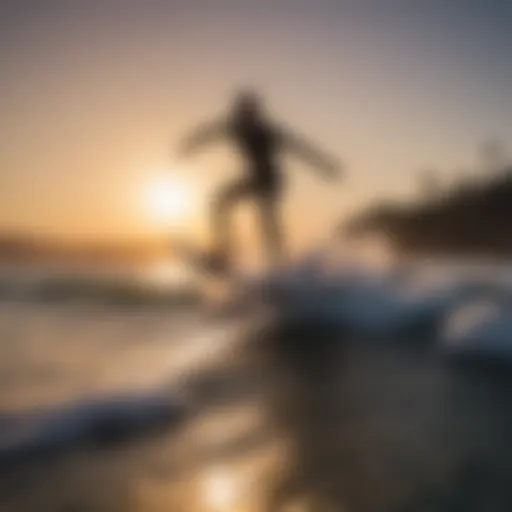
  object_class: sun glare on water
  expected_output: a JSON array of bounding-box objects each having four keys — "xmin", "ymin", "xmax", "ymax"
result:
[{"xmin": 202, "ymin": 468, "xmax": 241, "ymax": 511}]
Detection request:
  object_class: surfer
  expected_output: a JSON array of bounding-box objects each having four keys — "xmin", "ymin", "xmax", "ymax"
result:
[{"xmin": 177, "ymin": 90, "xmax": 342, "ymax": 273}]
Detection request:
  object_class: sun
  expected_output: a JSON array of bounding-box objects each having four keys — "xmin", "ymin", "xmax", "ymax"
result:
[{"xmin": 146, "ymin": 174, "xmax": 194, "ymax": 227}]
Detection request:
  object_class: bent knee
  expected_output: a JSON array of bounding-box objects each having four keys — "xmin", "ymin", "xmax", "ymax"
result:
[
  {"xmin": 212, "ymin": 192, "xmax": 237, "ymax": 215},
  {"xmin": 214, "ymin": 182, "xmax": 250, "ymax": 209}
]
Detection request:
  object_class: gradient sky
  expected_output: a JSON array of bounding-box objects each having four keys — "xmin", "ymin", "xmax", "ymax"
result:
[{"xmin": 1, "ymin": 0, "xmax": 512, "ymax": 251}]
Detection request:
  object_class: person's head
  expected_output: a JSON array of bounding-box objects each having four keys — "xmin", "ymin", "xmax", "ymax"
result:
[{"xmin": 232, "ymin": 89, "xmax": 264, "ymax": 121}]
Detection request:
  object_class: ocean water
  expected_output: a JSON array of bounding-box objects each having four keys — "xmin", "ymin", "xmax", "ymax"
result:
[{"xmin": 1, "ymin": 259, "xmax": 512, "ymax": 511}]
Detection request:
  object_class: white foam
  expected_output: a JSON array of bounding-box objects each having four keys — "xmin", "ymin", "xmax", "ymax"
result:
[{"xmin": 0, "ymin": 389, "xmax": 184, "ymax": 463}]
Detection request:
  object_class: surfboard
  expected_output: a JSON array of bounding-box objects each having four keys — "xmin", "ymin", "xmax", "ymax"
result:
[
  {"xmin": 172, "ymin": 238, "xmax": 271, "ymax": 320},
  {"xmin": 171, "ymin": 238, "xmax": 240, "ymax": 282}
]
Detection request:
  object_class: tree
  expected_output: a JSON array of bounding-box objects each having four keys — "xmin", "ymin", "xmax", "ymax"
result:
[
  {"xmin": 480, "ymin": 139, "xmax": 509, "ymax": 174},
  {"xmin": 417, "ymin": 169, "xmax": 442, "ymax": 200}
]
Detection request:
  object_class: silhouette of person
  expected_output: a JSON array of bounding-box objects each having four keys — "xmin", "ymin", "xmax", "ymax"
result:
[{"xmin": 177, "ymin": 90, "xmax": 342, "ymax": 273}]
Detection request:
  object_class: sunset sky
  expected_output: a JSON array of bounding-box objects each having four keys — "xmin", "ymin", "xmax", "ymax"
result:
[{"xmin": 2, "ymin": 0, "xmax": 512, "ymax": 252}]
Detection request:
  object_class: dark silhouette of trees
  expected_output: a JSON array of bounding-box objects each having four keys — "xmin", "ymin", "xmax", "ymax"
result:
[{"xmin": 345, "ymin": 146, "xmax": 512, "ymax": 257}]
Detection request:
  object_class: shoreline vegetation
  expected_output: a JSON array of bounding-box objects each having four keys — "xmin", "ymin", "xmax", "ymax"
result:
[
  {"xmin": 0, "ymin": 234, "xmax": 171, "ymax": 265},
  {"xmin": 345, "ymin": 146, "xmax": 512, "ymax": 258}
]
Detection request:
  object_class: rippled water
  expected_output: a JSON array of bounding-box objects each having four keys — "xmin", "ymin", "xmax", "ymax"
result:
[{"xmin": 1, "ymin": 260, "xmax": 512, "ymax": 511}]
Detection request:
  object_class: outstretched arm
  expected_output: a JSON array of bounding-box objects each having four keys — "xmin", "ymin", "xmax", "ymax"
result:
[
  {"xmin": 177, "ymin": 119, "xmax": 228, "ymax": 157},
  {"xmin": 281, "ymin": 129, "xmax": 342, "ymax": 181}
]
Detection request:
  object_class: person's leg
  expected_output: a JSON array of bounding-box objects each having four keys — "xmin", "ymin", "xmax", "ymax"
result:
[
  {"xmin": 259, "ymin": 189, "xmax": 287, "ymax": 267},
  {"xmin": 211, "ymin": 178, "xmax": 252, "ymax": 260}
]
